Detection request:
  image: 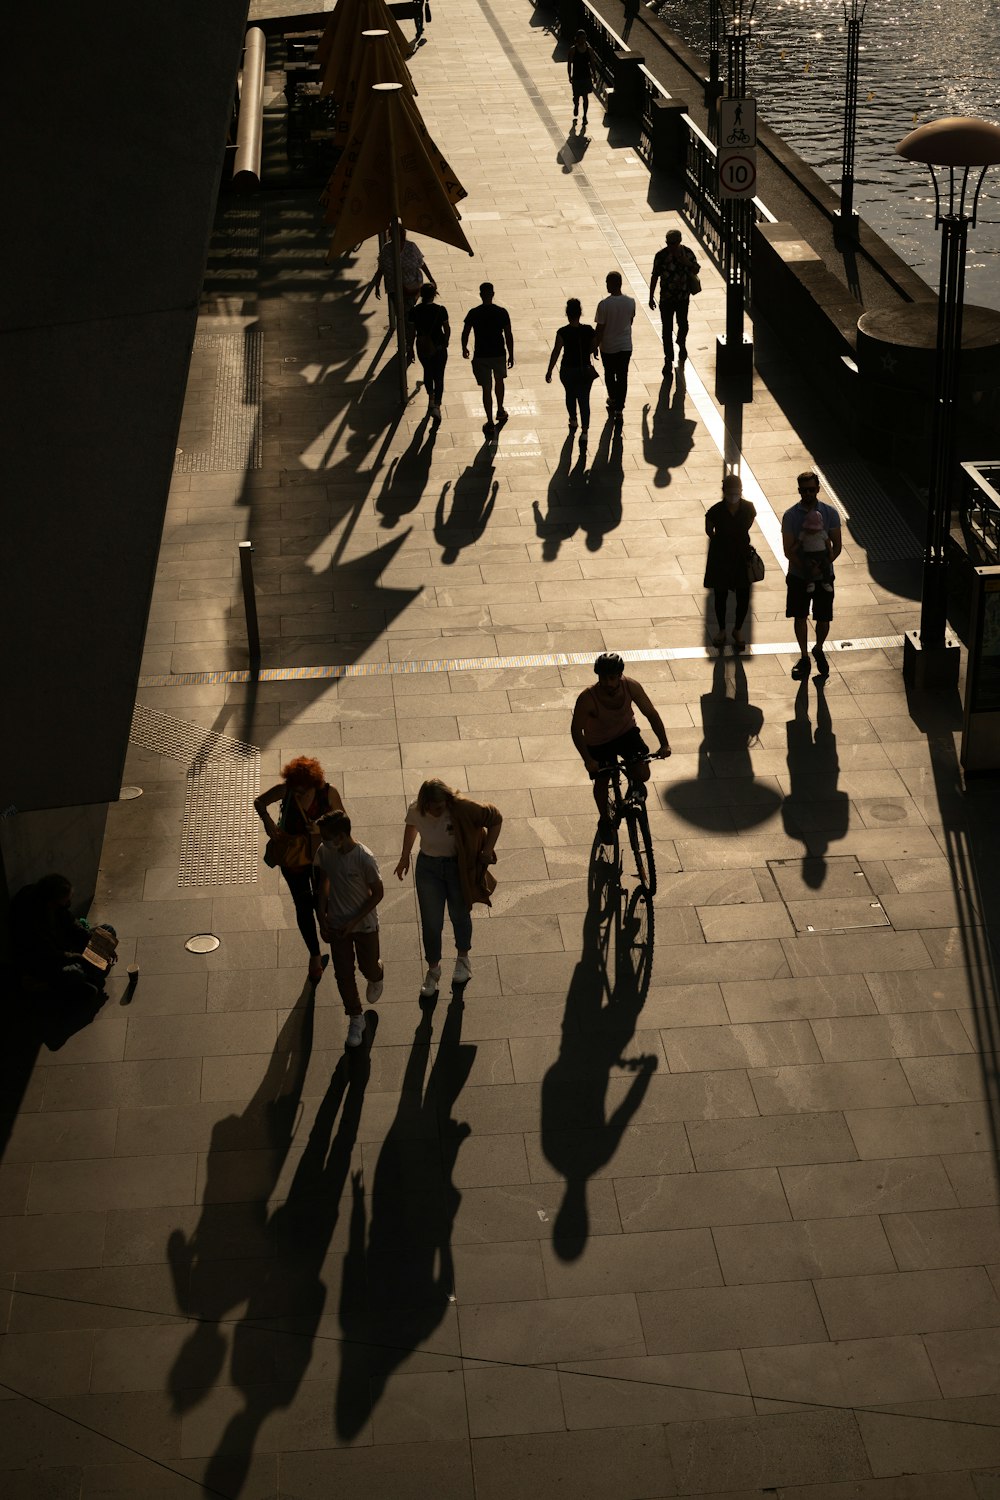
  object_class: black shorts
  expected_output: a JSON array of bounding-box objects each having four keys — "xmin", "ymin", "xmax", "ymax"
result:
[
  {"xmin": 786, "ymin": 574, "xmax": 834, "ymax": 622},
  {"xmin": 591, "ymin": 727, "xmax": 649, "ymax": 771}
]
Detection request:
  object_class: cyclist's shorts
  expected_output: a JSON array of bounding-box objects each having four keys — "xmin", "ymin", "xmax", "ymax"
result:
[{"xmin": 591, "ymin": 727, "xmax": 649, "ymax": 770}]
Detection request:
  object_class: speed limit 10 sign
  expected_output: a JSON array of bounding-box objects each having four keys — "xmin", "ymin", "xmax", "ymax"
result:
[{"xmin": 718, "ymin": 148, "xmax": 757, "ymax": 199}]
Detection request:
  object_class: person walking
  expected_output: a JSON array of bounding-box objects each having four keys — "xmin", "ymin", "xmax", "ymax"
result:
[
  {"xmin": 567, "ymin": 29, "xmax": 594, "ymax": 125},
  {"xmin": 255, "ymin": 757, "xmax": 345, "ymax": 983},
  {"xmin": 462, "ymin": 283, "xmax": 515, "ymax": 439},
  {"xmin": 408, "ymin": 282, "xmax": 450, "ymax": 420},
  {"xmin": 373, "ymin": 228, "xmax": 436, "ymax": 360},
  {"xmin": 394, "ymin": 778, "xmax": 503, "ymax": 997},
  {"xmin": 315, "ymin": 811, "xmax": 384, "ymax": 1050},
  {"xmin": 782, "ymin": 469, "xmax": 843, "ymax": 679},
  {"xmin": 704, "ymin": 473, "xmax": 757, "ymax": 649},
  {"xmin": 545, "ymin": 296, "xmax": 599, "ymax": 440},
  {"xmin": 571, "ymin": 652, "xmax": 671, "ymax": 838},
  {"xmin": 622, "ymin": 0, "xmax": 641, "ymax": 42},
  {"xmin": 649, "ymin": 229, "xmax": 700, "ymax": 373},
  {"xmin": 593, "ymin": 271, "xmax": 635, "ymax": 421}
]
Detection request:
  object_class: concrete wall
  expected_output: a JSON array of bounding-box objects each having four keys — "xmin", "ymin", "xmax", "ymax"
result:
[{"xmin": 1, "ymin": 1, "xmax": 250, "ymax": 837}]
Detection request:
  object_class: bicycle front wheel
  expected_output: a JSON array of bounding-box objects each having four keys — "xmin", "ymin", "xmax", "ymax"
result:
[{"xmin": 625, "ymin": 801, "xmax": 656, "ymax": 897}]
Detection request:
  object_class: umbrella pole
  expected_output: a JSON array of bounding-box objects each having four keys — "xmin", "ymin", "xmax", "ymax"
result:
[
  {"xmin": 383, "ymin": 92, "xmax": 409, "ymax": 405},
  {"xmin": 390, "ymin": 215, "xmax": 408, "ymax": 404}
]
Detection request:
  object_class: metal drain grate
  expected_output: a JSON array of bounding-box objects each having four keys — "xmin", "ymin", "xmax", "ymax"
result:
[
  {"xmin": 129, "ymin": 704, "xmax": 260, "ymax": 886},
  {"xmin": 174, "ymin": 330, "xmax": 263, "ymax": 474}
]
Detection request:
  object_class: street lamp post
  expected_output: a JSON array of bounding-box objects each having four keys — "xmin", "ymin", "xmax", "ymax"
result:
[
  {"xmin": 835, "ymin": 0, "xmax": 866, "ymax": 240},
  {"xmin": 706, "ymin": 0, "xmax": 723, "ymax": 117},
  {"xmin": 895, "ymin": 117, "xmax": 1000, "ymax": 688},
  {"xmin": 715, "ymin": 0, "xmax": 758, "ymax": 404}
]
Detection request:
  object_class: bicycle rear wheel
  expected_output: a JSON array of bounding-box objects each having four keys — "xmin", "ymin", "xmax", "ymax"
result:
[{"xmin": 625, "ymin": 800, "xmax": 656, "ymax": 896}]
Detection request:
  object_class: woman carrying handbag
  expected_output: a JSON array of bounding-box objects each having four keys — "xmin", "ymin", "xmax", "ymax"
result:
[
  {"xmin": 255, "ymin": 756, "xmax": 345, "ymax": 982},
  {"xmin": 704, "ymin": 473, "xmax": 758, "ymax": 649}
]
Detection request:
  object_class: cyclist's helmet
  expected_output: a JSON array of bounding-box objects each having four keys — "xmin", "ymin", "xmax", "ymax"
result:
[{"xmin": 594, "ymin": 651, "xmax": 625, "ymax": 679}]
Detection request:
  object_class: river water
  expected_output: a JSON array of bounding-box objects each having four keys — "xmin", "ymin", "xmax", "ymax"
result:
[{"xmin": 654, "ymin": 0, "xmax": 1000, "ymax": 309}]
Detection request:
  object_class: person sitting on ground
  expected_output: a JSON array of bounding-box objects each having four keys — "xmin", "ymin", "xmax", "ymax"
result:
[
  {"xmin": 571, "ymin": 652, "xmax": 671, "ymax": 841},
  {"xmin": 9, "ymin": 873, "xmax": 117, "ymax": 1002}
]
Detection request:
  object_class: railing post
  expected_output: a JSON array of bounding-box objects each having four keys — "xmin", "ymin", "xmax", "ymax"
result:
[
  {"xmin": 238, "ymin": 541, "xmax": 262, "ymax": 674},
  {"xmin": 651, "ymin": 99, "xmax": 690, "ymax": 177},
  {"xmin": 610, "ymin": 50, "xmax": 645, "ymax": 117}
]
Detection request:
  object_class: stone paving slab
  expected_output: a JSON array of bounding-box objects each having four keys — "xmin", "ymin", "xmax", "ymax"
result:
[{"xmin": 5, "ymin": 0, "xmax": 1000, "ymax": 1496}]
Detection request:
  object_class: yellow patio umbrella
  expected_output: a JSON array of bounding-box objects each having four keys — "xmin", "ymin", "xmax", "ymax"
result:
[
  {"xmin": 324, "ymin": 83, "xmax": 473, "ymax": 400},
  {"xmin": 327, "ymin": 28, "xmax": 416, "ymax": 154},
  {"xmin": 316, "ymin": 0, "xmax": 412, "ymax": 86}
]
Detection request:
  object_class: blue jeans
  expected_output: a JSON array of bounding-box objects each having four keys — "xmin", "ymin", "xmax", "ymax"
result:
[{"xmin": 414, "ymin": 852, "xmax": 472, "ymax": 965}]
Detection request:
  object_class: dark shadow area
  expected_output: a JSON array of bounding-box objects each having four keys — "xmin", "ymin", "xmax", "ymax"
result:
[
  {"xmin": 560, "ymin": 122, "xmax": 592, "ymax": 172},
  {"xmin": 434, "ymin": 451, "xmax": 500, "ymax": 563},
  {"xmin": 532, "ymin": 433, "xmax": 592, "ymax": 560},
  {"xmin": 165, "ymin": 980, "xmax": 376, "ymax": 1497},
  {"xmin": 376, "ymin": 414, "xmax": 439, "ymax": 530},
  {"xmin": 780, "ymin": 677, "xmax": 851, "ymax": 888},
  {"xmin": 584, "ymin": 415, "xmax": 625, "ymax": 548},
  {"xmin": 641, "ymin": 367, "xmax": 696, "ymax": 489},
  {"xmin": 907, "ymin": 683, "xmax": 1000, "ymax": 1165},
  {"xmin": 664, "ymin": 654, "xmax": 782, "ymax": 830},
  {"xmin": 540, "ymin": 835, "xmax": 656, "ymax": 1261},
  {"xmin": 335, "ymin": 992, "xmax": 474, "ymax": 1437},
  {"xmin": 752, "ymin": 315, "xmax": 924, "ymax": 604},
  {"xmin": 0, "ymin": 984, "xmax": 107, "ymax": 1159}
]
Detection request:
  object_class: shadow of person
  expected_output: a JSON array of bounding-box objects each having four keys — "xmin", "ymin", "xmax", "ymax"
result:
[
  {"xmin": 434, "ymin": 451, "xmax": 499, "ymax": 563},
  {"xmin": 540, "ymin": 837, "xmax": 656, "ymax": 1262},
  {"xmin": 781, "ymin": 677, "xmax": 851, "ymax": 888},
  {"xmin": 560, "ymin": 124, "xmax": 591, "ymax": 172},
  {"xmin": 582, "ymin": 416, "xmax": 624, "ymax": 551},
  {"xmin": 376, "ymin": 414, "xmax": 439, "ymax": 529},
  {"xmin": 166, "ymin": 981, "xmax": 317, "ymax": 1426},
  {"xmin": 335, "ymin": 993, "xmax": 475, "ymax": 1438},
  {"xmin": 532, "ymin": 433, "xmax": 586, "ymax": 561},
  {"xmin": 664, "ymin": 654, "xmax": 782, "ymax": 830},
  {"xmin": 201, "ymin": 1039, "xmax": 373, "ymax": 1497},
  {"xmin": 641, "ymin": 369, "xmax": 696, "ymax": 489}
]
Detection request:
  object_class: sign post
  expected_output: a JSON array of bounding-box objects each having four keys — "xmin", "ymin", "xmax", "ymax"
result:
[{"xmin": 715, "ymin": 90, "xmax": 756, "ymax": 403}]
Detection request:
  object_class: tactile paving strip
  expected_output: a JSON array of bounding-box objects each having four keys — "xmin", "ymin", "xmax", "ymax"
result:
[
  {"xmin": 129, "ymin": 704, "xmax": 260, "ymax": 886},
  {"xmin": 173, "ymin": 330, "xmax": 263, "ymax": 474}
]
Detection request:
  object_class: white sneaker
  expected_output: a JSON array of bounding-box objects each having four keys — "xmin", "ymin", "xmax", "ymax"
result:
[
  {"xmin": 346, "ymin": 1015, "xmax": 366, "ymax": 1049},
  {"xmin": 420, "ymin": 966, "xmax": 441, "ymax": 998},
  {"xmin": 366, "ymin": 972, "xmax": 384, "ymax": 1004},
  {"xmin": 452, "ymin": 956, "xmax": 472, "ymax": 985}
]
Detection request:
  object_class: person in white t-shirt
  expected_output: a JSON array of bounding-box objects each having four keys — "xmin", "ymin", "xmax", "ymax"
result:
[
  {"xmin": 395, "ymin": 777, "xmax": 503, "ymax": 997},
  {"xmin": 315, "ymin": 812, "xmax": 385, "ymax": 1049},
  {"xmin": 593, "ymin": 271, "xmax": 635, "ymax": 421}
]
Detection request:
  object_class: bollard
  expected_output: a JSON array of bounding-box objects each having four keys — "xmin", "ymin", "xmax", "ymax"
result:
[{"xmin": 238, "ymin": 541, "xmax": 262, "ymax": 673}]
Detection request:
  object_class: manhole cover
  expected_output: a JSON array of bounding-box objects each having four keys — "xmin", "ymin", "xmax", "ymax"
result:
[
  {"xmin": 185, "ymin": 933, "xmax": 220, "ymax": 954},
  {"xmin": 118, "ymin": 786, "xmax": 143, "ymax": 800}
]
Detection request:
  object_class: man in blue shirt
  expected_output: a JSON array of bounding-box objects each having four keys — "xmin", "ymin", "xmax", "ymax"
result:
[{"xmin": 782, "ymin": 470, "xmax": 842, "ymax": 679}]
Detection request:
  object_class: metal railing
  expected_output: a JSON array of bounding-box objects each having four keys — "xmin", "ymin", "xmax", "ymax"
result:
[{"xmin": 959, "ymin": 462, "xmax": 1000, "ymax": 564}]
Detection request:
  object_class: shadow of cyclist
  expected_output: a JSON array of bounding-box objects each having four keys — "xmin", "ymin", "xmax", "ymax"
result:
[{"xmin": 540, "ymin": 836, "xmax": 656, "ymax": 1261}]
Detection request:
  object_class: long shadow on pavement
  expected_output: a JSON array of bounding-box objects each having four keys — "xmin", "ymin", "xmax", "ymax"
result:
[
  {"xmin": 164, "ymin": 982, "xmax": 371, "ymax": 1497},
  {"xmin": 541, "ymin": 835, "xmax": 655, "ymax": 1261},
  {"xmin": 780, "ymin": 676, "xmax": 851, "ymax": 889},
  {"xmin": 335, "ymin": 991, "xmax": 475, "ymax": 1438}
]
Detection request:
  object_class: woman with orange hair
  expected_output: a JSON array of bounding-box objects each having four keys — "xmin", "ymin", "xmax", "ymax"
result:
[{"xmin": 255, "ymin": 757, "xmax": 345, "ymax": 982}]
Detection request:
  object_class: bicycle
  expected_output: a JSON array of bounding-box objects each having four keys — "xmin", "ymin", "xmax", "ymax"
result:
[{"xmin": 595, "ymin": 750, "xmax": 666, "ymax": 896}]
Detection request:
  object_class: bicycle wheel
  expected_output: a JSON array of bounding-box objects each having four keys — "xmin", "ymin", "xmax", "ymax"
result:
[{"xmin": 625, "ymin": 800, "xmax": 656, "ymax": 896}]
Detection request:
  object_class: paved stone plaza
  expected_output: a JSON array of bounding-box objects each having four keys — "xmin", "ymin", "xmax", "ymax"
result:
[{"xmin": 3, "ymin": 1, "xmax": 1000, "ymax": 1496}]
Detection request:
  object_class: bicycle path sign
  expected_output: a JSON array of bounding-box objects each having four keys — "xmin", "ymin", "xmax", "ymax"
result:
[{"xmin": 719, "ymin": 97, "xmax": 756, "ymax": 148}]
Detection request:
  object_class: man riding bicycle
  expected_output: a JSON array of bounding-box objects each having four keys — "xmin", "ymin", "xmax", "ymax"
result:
[{"xmin": 571, "ymin": 652, "xmax": 671, "ymax": 839}]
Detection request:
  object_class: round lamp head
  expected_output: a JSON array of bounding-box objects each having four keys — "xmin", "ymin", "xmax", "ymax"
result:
[{"xmin": 896, "ymin": 116, "xmax": 1000, "ymax": 167}]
